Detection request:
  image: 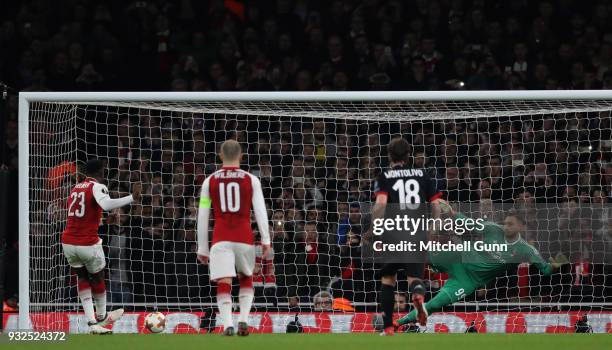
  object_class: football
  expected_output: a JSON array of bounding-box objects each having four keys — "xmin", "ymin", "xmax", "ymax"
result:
[{"xmin": 144, "ymin": 312, "xmax": 166, "ymax": 333}]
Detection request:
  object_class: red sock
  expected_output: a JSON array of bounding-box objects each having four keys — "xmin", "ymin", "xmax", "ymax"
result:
[
  {"xmin": 77, "ymin": 278, "xmax": 91, "ymax": 291},
  {"xmin": 217, "ymin": 282, "xmax": 232, "ymax": 296},
  {"xmin": 90, "ymin": 279, "xmax": 106, "ymax": 294},
  {"xmin": 239, "ymin": 276, "xmax": 253, "ymax": 290}
]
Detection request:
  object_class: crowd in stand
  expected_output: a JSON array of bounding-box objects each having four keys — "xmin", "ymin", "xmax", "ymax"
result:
[
  {"xmin": 5, "ymin": 0, "xmax": 612, "ymax": 94},
  {"xmin": 1, "ymin": 0, "xmax": 612, "ymax": 309},
  {"xmin": 20, "ymin": 112, "xmax": 610, "ymax": 307}
]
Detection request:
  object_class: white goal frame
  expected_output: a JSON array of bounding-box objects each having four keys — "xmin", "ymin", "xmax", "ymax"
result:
[{"xmin": 17, "ymin": 89, "xmax": 612, "ymax": 330}]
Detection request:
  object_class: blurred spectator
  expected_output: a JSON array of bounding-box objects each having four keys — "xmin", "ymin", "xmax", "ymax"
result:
[
  {"xmin": 337, "ymin": 202, "xmax": 362, "ymax": 245},
  {"xmin": 296, "ymin": 221, "xmax": 330, "ymax": 297},
  {"xmin": 312, "ymin": 291, "xmax": 333, "ymax": 311},
  {"xmin": 394, "ymin": 292, "xmax": 408, "ymax": 312}
]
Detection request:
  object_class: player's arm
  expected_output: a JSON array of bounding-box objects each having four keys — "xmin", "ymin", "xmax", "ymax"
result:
[
  {"xmin": 522, "ymin": 245, "xmax": 567, "ymax": 276},
  {"xmin": 251, "ymin": 175, "xmax": 271, "ymax": 257},
  {"xmin": 196, "ymin": 176, "xmax": 212, "ymax": 264},
  {"xmin": 92, "ymin": 183, "xmax": 135, "ymax": 211},
  {"xmin": 370, "ymin": 194, "xmax": 388, "ymax": 223},
  {"xmin": 364, "ymin": 182, "xmax": 387, "ymax": 243}
]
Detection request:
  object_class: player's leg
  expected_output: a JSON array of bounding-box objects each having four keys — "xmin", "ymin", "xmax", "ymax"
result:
[
  {"xmin": 82, "ymin": 241, "xmax": 123, "ymax": 328},
  {"xmin": 378, "ymin": 264, "xmax": 399, "ymax": 335},
  {"xmin": 396, "ymin": 272, "xmax": 478, "ymax": 326},
  {"xmin": 88, "ymin": 269, "xmax": 124, "ymax": 327},
  {"xmin": 74, "ymin": 267, "xmax": 98, "ymax": 325},
  {"xmin": 209, "ymin": 242, "xmax": 237, "ymax": 335},
  {"xmin": 84, "ymin": 242, "xmax": 108, "ymax": 322},
  {"xmin": 235, "ymin": 273, "xmax": 253, "ymax": 336},
  {"xmin": 405, "ymin": 263, "xmax": 427, "ymax": 325},
  {"xmin": 215, "ymin": 277, "xmax": 234, "ymax": 335},
  {"xmin": 89, "ymin": 270, "xmax": 107, "ymax": 321},
  {"xmin": 234, "ymin": 243, "xmax": 256, "ymax": 336},
  {"xmin": 62, "ymin": 244, "xmax": 99, "ymax": 327},
  {"xmin": 396, "ymin": 281, "xmax": 456, "ymax": 326}
]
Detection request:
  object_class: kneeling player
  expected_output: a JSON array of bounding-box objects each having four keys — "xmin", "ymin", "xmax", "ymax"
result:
[
  {"xmin": 62, "ymin": 159, "xmax": 139, "ymax": 334},
  {"xmin": 196, "ymin": 140, "xmax": 271, "ymax": 336},
  {"xmin": 395, "ymin": 201, "xmax": 568, "ymax": 329}
]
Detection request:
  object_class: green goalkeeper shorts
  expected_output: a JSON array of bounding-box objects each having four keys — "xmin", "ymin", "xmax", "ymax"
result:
[
  {"xmin": 436, "ymin": 272, "xmax": 481, "ymax": 303},
  {"xmin": 431, "ymin": 258, "xmax": 482, "ymax": 302}
]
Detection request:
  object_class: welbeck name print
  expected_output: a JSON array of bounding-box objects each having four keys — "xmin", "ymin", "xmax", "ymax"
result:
[{"xmin": 3, "ymin": 312, "xmax": 612, "ymax": 334}]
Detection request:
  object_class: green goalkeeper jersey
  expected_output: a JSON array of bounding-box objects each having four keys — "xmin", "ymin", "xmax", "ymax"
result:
[{"xmin": 432, "ymin": 213, "xmax": 553, "ymax": 285}]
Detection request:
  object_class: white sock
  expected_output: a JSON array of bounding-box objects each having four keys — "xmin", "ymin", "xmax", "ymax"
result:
[
  {"xmin": 93, "ymin": 292, "xmax": 107, "ymax": 321},
  {"xmin": 238, "ymin": 289, "xmax": 254, "ymax": 324},
  {"xmin": 217, "ymin": 294, "xmax": 234, "ymax": 329},
  {"xmin": 78, "ymin": 288, "xmax": 97, "ymax": 324}
]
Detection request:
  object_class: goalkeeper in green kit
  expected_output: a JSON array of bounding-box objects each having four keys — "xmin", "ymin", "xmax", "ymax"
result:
[{"xmin": 395, "ymin": 200, "xmax": 568, "ymax": 328}]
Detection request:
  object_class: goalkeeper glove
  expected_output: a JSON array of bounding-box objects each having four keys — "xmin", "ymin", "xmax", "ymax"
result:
[
  {"xmin": 434, "ymin": 199, "xmax": 454, "ymax": 215},
  {"xmin": 549, "ymin": 252, "xmax": 569, "ymax": 269}
]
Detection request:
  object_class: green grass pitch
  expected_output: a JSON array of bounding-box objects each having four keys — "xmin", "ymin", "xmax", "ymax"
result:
[{"xmin": 3, "ymin": 334, "xmax": 611, "ymax": 350}]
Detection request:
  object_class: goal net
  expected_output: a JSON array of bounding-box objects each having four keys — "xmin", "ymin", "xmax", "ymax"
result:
[{"xmin": 18, "ymin": 91, "xmax": 612, "ymax": 333}]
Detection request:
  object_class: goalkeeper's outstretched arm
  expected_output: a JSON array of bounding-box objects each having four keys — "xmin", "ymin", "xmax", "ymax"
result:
[
  {"xmin": 439, "ymin": 199, "xmax": 566, "ymax": 275},
  {"xmin": 523, "ymin": 245, "xmax": 568, "ymax": 276}
]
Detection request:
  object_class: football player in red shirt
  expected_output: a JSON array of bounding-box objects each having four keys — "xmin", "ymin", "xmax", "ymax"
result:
[
  {"xmin": 196, "ymin": 140, "xmax": 271, "ymax": 336},
  {"xmin": 62, "ymin": 159, "xmax": 139, "ymax": 334}
]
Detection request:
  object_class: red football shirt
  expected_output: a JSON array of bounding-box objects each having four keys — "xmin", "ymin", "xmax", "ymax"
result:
[
  {"xmin": 62, "ymin": 178, "xmax": 103, "ymax": 246},
  {"xmin": 208, "ymin": 167, "xmax": 255, "ymax": 245}
]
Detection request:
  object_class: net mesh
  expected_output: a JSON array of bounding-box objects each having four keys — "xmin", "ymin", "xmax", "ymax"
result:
[{"xmin": 26, "ymin": 99, "xmax": 611, "ymax": 332}]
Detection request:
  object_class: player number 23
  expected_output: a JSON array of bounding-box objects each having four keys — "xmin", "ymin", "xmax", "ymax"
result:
[
  {"xmin": 67, "ymin": 192, "xmax": 86, "ymax": 217},
  {"xmin": 219, "ymin": 182, "xmax": 240, "ymax": 213}
]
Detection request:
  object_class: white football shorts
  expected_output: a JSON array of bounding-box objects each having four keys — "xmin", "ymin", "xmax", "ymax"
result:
[
  {"xmin": 209, "ymin": 241, "xmax": 255, "ymax": 281},
  {"xmin": 62, "ymin": 240, "xmax": 106, "ymax": 273}
]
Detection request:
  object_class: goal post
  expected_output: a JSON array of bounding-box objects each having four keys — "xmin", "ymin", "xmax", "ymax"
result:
[
  {"xmin": 18, "ymin": 94, "xmax": 30, "ymax": 330},
  {"xmin": 17, "ymin": 90, "xmax": 612, "ymax": 332},
  {"xmin": 19, "ymin": 89, "xmax": 612, "ymax": 101}
]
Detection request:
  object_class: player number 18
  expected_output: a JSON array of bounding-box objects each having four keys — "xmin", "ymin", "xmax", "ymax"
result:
[{"xmin": 392, "ymin": 179, "xmax": 420, "ymax": 208}]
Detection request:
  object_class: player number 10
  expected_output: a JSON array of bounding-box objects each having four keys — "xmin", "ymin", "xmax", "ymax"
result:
[{"xmin": 219, "ymin": 182, "xmax": 240, "ymax": 213}]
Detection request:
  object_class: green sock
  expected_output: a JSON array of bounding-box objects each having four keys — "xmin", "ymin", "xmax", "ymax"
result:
[{"xmin": 397, "ymin": 309, "xmax": 417, "ymax": 325}]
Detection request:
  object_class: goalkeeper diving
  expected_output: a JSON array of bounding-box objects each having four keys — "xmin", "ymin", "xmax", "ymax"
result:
[{"xmin": 395, "ymin": 200, "xmax": 569, "ymax": 328}]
